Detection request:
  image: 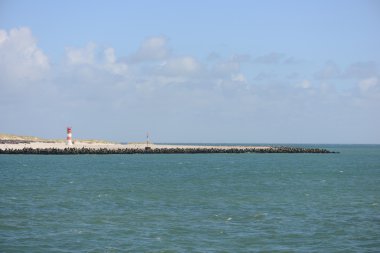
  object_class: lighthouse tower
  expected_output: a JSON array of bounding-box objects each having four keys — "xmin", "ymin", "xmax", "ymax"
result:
[{"xmin": 66, "ymin": 127, "xmax": 73, "ymax": 145}]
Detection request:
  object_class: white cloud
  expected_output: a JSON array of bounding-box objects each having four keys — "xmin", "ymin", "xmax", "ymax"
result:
[
  {"xmin": 1, "ymin": 27, "xmax": 379, "ymax": 143},
  {"xmin": 358, "ymin": 77, "xmax": 378, "ymax": 93},
  {"xmin": 160, "ymin": 56, "xmax": 200, "ymax": 76},
  {"xmin": 104, "ymin": 47, "xmax": 116, "ymax": 64},
  {"xmin": 207, "ymin": 52, "xmax": 221, "ymax": 61},
  {"xmin": 296, "ymin": 79, "xmax": 312, "ymax": 89},
  {"xmin": 231, "ymin": 73, "xmax": 247, "ymax": 83},
  {"xmin": 315, "ymin": 61, "xmax": 340, "ymax": 79},
  {"xmin": 0, "ymin": 27, "xmax": 50, "ymax": 82},
  {"xmin": 0, "ymin": 30, "xmax": 7, "ymax": 44},
  {"xmin": 63, "ymin": 44, "xmax": 129, "ymax": 78},
  {"xmin": 254, "ymin": 52, "xmax": 285, "ymax": 64},
  {"xmin": 254, "ymin": 72, "xmax": 275, "ymax": 81},
  {"xmin": 130, "ymin": 36, "xmax": 169, "ymax": 62},
  {"xmin": 284, "ymin": 57, "xmax": 300, "ymax": 64},
  {"xmin": 213, "ymin": 60, "xmax": 240, "ymax": 76},
  {"xmin": 343, "ymin": 61, "xmax": 378, "ymax": 79},
  {"xmin": 231, "ymin": 54, "xmax": 251, "ymax": 62},
  {"xmin": 65, "ymin": 42, "xmax": 96, "ymax": 65},
  {"xmin": 103, "ymin": 47, "xmax": 128, "ymax": 75},
  {"xmin": 313, "ymin": 61, "xmax": 379, "ymax": 83}
]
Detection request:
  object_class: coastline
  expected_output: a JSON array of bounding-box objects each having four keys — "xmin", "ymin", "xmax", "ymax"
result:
[{"xmin": 0, "ymin": 142, "xmax": 336, "ymax": 154}]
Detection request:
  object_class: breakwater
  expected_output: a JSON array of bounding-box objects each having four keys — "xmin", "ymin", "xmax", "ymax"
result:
[{"xmin": 0, "ymin": 146, "xmax": 337, "ymax": 154}]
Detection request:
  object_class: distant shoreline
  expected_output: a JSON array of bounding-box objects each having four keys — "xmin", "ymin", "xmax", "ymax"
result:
[
  {"xmin": 0, "ymin": 133, "xmax": 338, "ymax": 154},
  {"xmin": 0, "ymin": 142, "xmax": 337, "ymax": 154}
]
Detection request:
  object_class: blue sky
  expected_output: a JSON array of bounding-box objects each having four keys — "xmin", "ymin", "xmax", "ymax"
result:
[{"xmin": 0, "ymin": 0, "xmax": 379, "ymax": 143}]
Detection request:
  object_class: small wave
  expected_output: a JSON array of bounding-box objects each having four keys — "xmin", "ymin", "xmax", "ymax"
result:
[
  {"xmin": 70, "ymin": 229, "xmax": 83, "ymax": 234},
  {"xmin": 254, "ymin": 213, "xmax": 267, "ymax": 219}
]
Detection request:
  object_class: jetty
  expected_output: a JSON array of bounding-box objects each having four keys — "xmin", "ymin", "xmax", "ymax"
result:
[
  {"xmin": 0, "ymin": 133, "xmax": 337, "ymax": 154},
  {"xmin": 0, "ymin": 142, "xmax": 336, "ymax": 154}
]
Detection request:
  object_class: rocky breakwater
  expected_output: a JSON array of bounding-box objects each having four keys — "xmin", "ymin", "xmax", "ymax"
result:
[{"xmin": 0, "ymin": 146, "xmax": 337, "ymax": 154}]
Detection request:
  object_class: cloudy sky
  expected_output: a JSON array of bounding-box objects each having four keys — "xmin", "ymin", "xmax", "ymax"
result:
[{"xmin": 0, "ymin": 0, "xmax": 379, "ymax": 143}]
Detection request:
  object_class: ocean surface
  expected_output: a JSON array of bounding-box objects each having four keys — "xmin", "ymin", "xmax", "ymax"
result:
[{"xmin": 1, "ymin": 144, "xmax": 379, "ymax": 252}]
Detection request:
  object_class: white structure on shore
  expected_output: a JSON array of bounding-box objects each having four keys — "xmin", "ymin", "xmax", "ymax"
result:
[{"xmin": 66, "ymin": 127, "xmax": 73, "ymax": 145}]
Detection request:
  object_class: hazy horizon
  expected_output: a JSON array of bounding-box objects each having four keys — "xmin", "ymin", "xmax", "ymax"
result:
[{"xmin": 1, "ymin": 1, "xmax": 379, "ymax": 144}]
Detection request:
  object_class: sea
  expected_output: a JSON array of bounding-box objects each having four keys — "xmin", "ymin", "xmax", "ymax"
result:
[{"xmin": 1, "ymin": 144, "xmax": 379, "ymax": 252}]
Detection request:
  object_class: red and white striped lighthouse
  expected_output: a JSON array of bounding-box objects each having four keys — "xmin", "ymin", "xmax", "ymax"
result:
[{"xmin": 66, "ymin": 127, "xmax": 73, "ymax": 145}]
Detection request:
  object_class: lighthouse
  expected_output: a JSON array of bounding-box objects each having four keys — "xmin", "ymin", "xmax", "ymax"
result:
[{"xmin": 66, "ymin": 127, "xmax": 73, "ymax": 145}]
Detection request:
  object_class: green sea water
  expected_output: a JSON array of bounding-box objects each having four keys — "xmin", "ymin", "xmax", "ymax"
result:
[{"xmin": 1, "ymin": 145, "xmax": 379, "ymax": 252}]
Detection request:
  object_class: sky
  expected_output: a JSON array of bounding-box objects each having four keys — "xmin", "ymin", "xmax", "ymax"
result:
[{"xmin": 0, "ymin": 0, "xmax": 379, "ymax": 143}]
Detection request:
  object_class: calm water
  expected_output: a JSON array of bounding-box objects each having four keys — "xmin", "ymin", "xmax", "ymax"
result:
[{"xmin": 1, "ymin": 145, "xmax": 379, "ymax": 252}]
